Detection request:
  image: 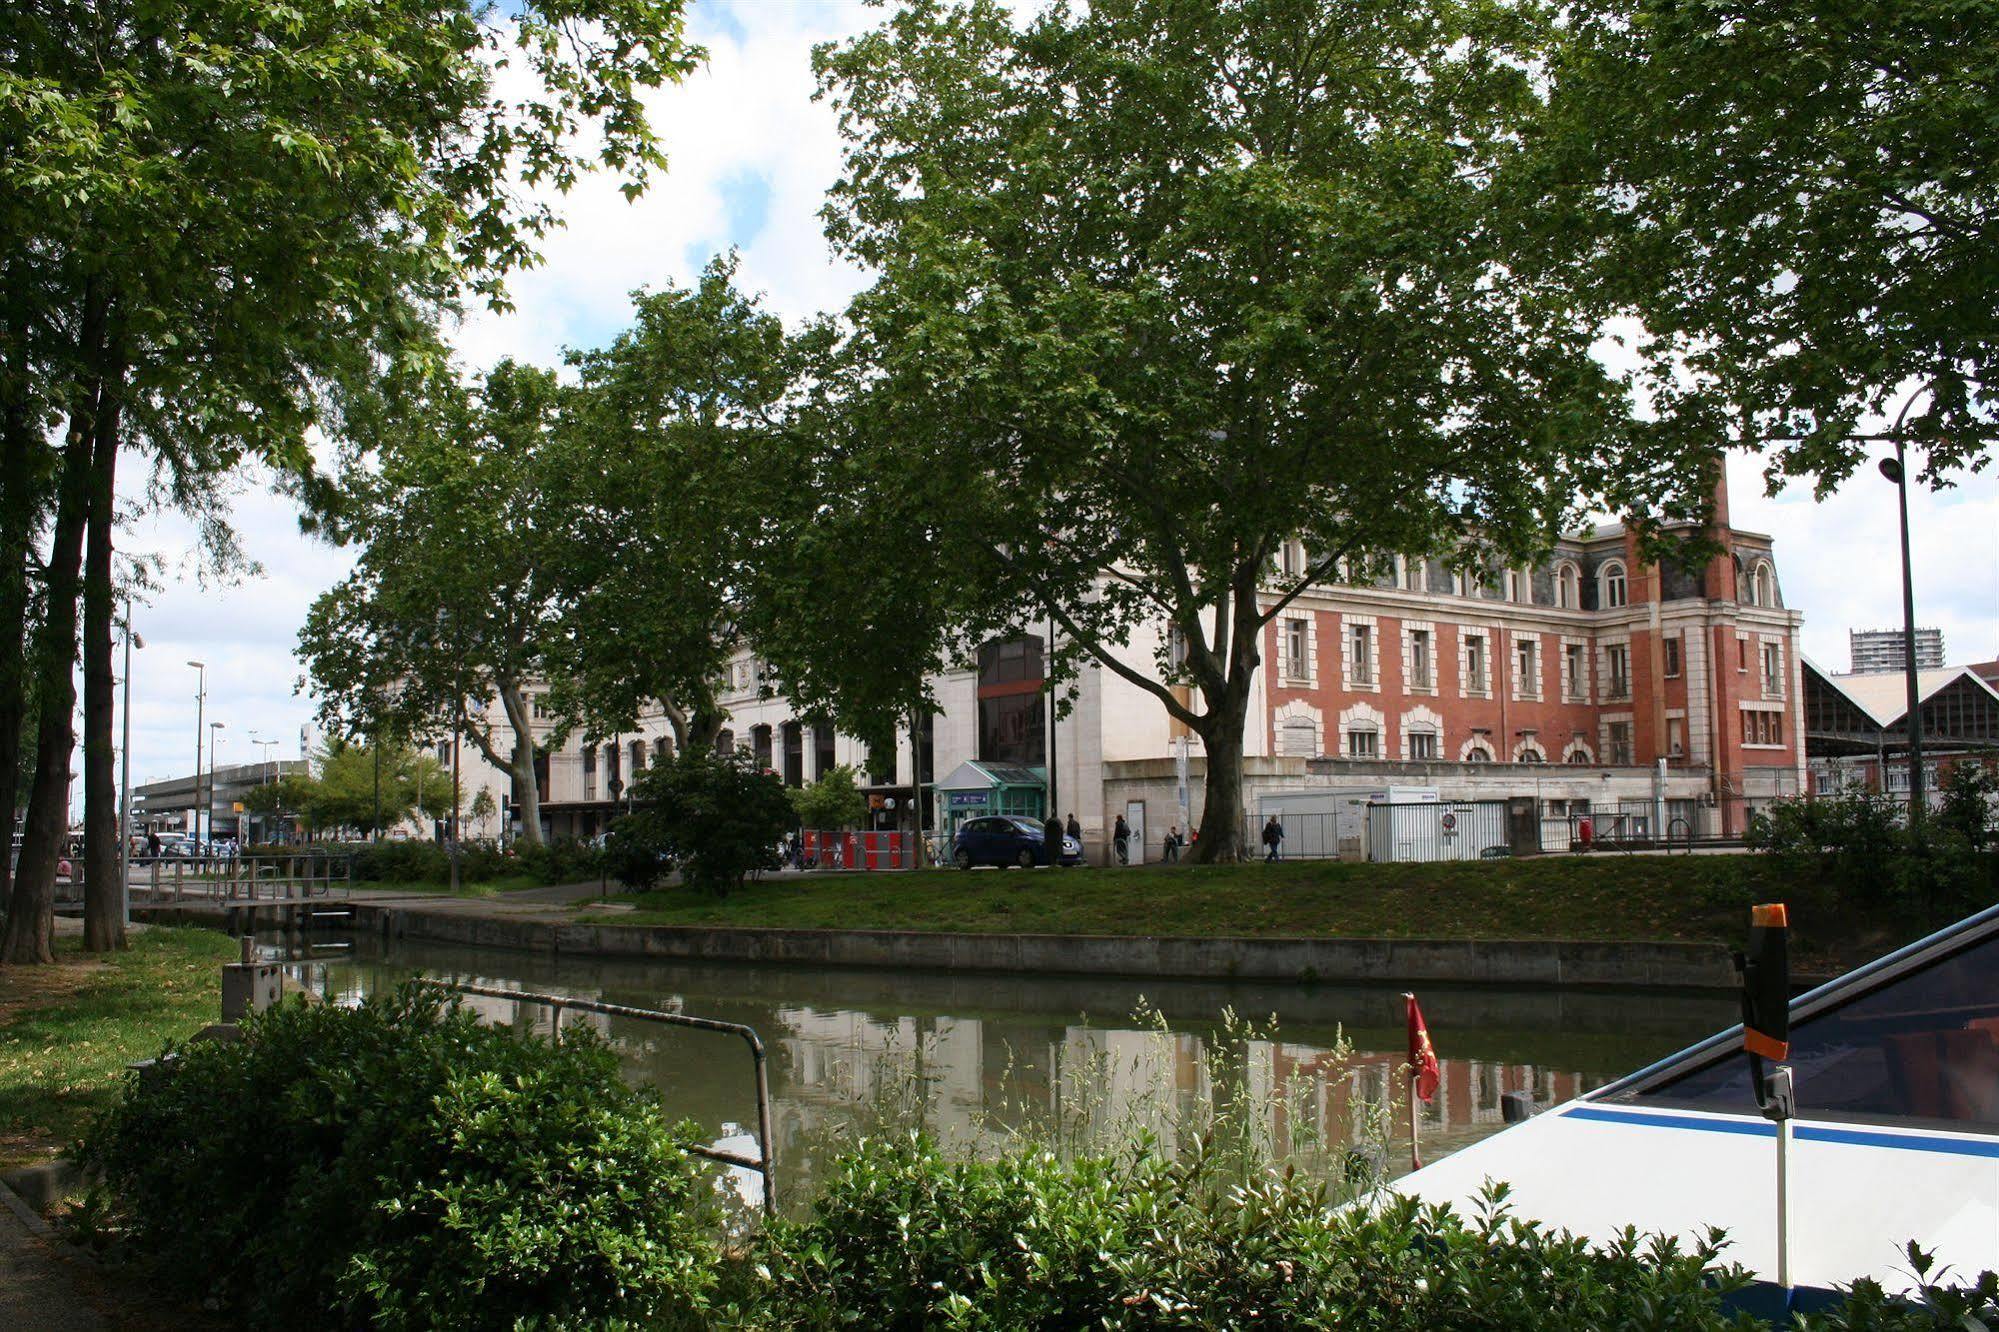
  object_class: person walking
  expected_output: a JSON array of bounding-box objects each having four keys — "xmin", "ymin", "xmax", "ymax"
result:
[
  {"xmin": 145, "ymin": 830, "xmax": 161, "ymax": 862},
  {"xmin": 1112, "ymin": 814, "xmax": 1131, "ymax": 866},
  {"xmin": 1262, "ymin": 815, "xmax": 1284, "ymax": 863}
]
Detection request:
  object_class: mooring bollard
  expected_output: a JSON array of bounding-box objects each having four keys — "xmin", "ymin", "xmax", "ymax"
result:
[{"xmin": 220, "ymin": 933, "xmax": 282, "ymax": 1022}]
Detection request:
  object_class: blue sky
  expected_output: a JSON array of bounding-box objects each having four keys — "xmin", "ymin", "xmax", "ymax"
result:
[{"xmin": 106, "ymin": 1, "xmax": 1998, "ymax": 810}]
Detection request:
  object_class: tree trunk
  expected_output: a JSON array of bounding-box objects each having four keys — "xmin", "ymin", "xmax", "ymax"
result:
[
  {"xmin": 1188, "ymin": 704, "xmax": 1252, "ymax": 863},
  {"xmin": 495, "ymin": 680, "xmax": 545, "ymax": 847},
  {"xmin": 2, "ymin": 381, "xmax": 98, "ymax": 964},
  {"xmin": 0, "ymin": 372, "xmax": 39, "ymax": 913},
  {"xmin": 80, "ymin": 372, "xmax": 124, "ymax": 951}
]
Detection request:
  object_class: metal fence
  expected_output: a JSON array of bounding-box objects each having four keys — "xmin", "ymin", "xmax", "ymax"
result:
[
  {"xmin": 116, "ymin": 854, "xmax": 353, "ymax": 904},
  {"xmin": 419, "ymin": 980, "xmax": 778, "ymax": 1216},
  {"xmin": 1246, "ymin": 800, "xmax": 1513, "ymax": 864}
]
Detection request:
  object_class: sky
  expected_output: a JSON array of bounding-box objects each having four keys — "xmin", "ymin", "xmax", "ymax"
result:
[{"xmin": 104, "ymin": 0, "xmax": 1999, "ymax": 813}]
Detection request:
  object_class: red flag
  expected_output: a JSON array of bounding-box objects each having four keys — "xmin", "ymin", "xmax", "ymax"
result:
[{"xmin": 1405, "ymin": 993, "xmax": 1440, "ymax": 1103}]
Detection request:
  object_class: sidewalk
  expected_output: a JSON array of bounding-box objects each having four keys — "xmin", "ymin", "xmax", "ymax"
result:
[{"xmin": 0, "ymin": 1183, "xmax": 104, "ymax": 1331}]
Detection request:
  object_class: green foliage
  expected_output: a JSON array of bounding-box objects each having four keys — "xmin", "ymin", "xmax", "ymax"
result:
[
  {"xmin": 80, "ymin": 986, "xmax": 719, "ymax": 1330},
  {"xmin": 239, "ymin": 739, "xmax": 452, "ymax": 838},
  {"xmin": 789, "ymin": 0, "xmax": 1679, "ymax": 859},
  {"xmin": 1936, "ymin": 763, "xmax": 1999, "ymax": 851},
  {"xmin": 735, "ymin": 1139, "xmax": 1755, "ymax": 1330},
  {"xmin": 1747, "ymin": 793, "xmax": 1998, "ymax": 920},
  {"xmin": 1543, "ymin": 0, "xmax": 1997, "ymax": 490},
  {"xmin": 1812, "ymin": 1247, "xmax": 1999, "ymax": 1330},
  {"xmin": 788, "ymin": 763, "xmax": 866, "ymax": 830},
  {"xmin": 616, "ymin": 747, "xmax": 790, "ymax": 896},
  {"xmin": 341, "ymin": 837, "xmax": 598, "ymax": 888}
]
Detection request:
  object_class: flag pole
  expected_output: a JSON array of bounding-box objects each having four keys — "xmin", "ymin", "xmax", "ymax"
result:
[{"xmin": 1408, "ymin": 1070, "xmax": 1422, "ymax": 1172}]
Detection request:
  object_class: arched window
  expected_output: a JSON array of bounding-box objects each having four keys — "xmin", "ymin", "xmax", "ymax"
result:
[
  {"xmin": 1515, "ymin": 743, "xmax": 1546, "ymax": 763},
  {"xmin": 1508, "ymin": 568, "xmax": 1533, "ymax": 603},
  {"xmin": 1463, "ymin": 743, "xmax": 1493, "ymax": 763},
  {"xmin": 629, "ymin": 739, "xmax": 647, "ymax": 775},
  {"xmin": 1555, "ymin": 562, "xmax": 1581, "ymax": 609},
  {"xmin": 1753, "ymin": 562, "xmax": 1776, "ymax": 608},
  {"xmin": 1600, "ymin": 561, "xmax": 1628, "ymax": 609},
  {"xmin": 655, "ymin": 735, "xmax": 672, "ymax": 764},
  {"xmin": 715, "ymin": 728, "xmax": 735, "ymax": 756},
  {"xmin": 1278, "ymin": 717, "xmax": 1319, "ymax": 757}
]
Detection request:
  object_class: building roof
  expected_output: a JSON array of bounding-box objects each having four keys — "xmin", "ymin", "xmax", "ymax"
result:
[{"xmin": 1813, "ymin": 663, "xmax": 1999, "ymax": 729}]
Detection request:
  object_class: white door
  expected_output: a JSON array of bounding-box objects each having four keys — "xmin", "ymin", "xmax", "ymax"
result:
[{"xmin": 1124, "ymin": 801, "xmax": 1145, "ymax": 865}]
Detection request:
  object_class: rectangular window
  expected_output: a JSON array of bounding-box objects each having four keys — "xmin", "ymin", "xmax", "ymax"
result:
[
  {"xmin": 1348, "ymin": 623, "xmax": 1373, "ymax": 684},
  {"xmin": 1741, "ymin": 710, "xmax": 1784, "ymax": 747},
  {"xmin": 1668, "ymin": 717, "xmax": 1685, "ymax": 757},
  {"xmin": 1606, "ymin": 645, "xmax": 1631, "ymax": 700},
  {"xmin": 1283, "ymin": 618, "xmax": 1309, "ymax": 682},
  {"xmin": 1663, "ymin": 636, "xmax": 1682, "ymax": 678},
  {"xmin": 1410, "ymin": 630, "xmax": 1433, "ymax": 689},
  {"xmin": 1466, "ymin": 634, "xmax": 1488, "ymax": 694},
  {"xmin": 1347, "ymin": 728, "xmax": 1379, "ymax": 759},
  {"xmin": 1515, "ymin": 638, "xmax": 1539, "ymax": 699},
  {"xmin": 1762, "ymin": 642, "xmax": 1784, "ymax": 698},
  {"xmin": 1166, "ymin": 624, "xmax": 1189, "ymax": 670},
  {"xmin": 1408, "ymin": 729, "xmax": 1439, "ymax": 760},
  {"xmin": 1607, "ymin": 721, "xmax": 1634, "ymax": 766},
  {"xmin": 1565, "ymin": 643, "xmax": 1588, "ymax": 701},
  {"xmin": 1737, "ymin": 638, "xmax": 1748, "ymax": 672}
]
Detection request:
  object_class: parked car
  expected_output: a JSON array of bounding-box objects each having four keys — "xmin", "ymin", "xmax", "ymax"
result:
[{"xmin": 952, "ymin": 816, "xmax": 1083, "ymax": 869}]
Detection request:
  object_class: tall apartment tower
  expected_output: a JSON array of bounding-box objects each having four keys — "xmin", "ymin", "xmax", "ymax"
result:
[{"xmin": 1849, "ymin": 627, "xmax": 1944, "ymax": 675}]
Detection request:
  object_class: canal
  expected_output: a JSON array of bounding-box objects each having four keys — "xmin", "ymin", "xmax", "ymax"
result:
[{"xmin": 283, "ymin": 934, "xmax": 1737, "ymax": 1208}]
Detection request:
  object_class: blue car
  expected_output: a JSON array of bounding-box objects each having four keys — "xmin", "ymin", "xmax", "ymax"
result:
[{"xmin": 952, "ymin": 815, "xmax": 1083, "ymax": 869}]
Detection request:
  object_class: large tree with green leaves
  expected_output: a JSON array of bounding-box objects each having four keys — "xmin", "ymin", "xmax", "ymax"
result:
[
  {"xmin": 545, "ymin": 257, "xmax": 798, "ymax": 750},
  {"xmin": 1542, "ymin": 0, "xmax": 1997, "ymax": 491},
  {"xmin": 0, "ymin": 0, "xmax": 697, "ymax": 961},
  {"xmin": 806, "ymin": 0, "xmax": 1687, "ymax": 860},
  {"xmin": 302, "ymin": 361, "xmax": 570, "ymax": 845}
]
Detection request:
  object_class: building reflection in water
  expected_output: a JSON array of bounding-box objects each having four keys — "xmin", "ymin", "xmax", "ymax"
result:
[{"xmin": 286, "ymin": 937, "xmax": 1726, "ymax": 1207}]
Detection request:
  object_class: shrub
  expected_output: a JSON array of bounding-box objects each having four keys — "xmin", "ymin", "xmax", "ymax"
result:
[
  {"xmin": 510, "ymin": 835, "xmax": 603, "ymax": 885},
  {"xmin": 619, "ymin": 747, "xmax": 790, "ymax": 896},
  {"xmin": 732, "ymin": 1136, "xmax": 1756, "ymax": 1330},
  {"xmin": 788, "ymin": 764, "xmax": 866, "ymax": 831},
  {"xmin": 81, "ymin": 985, "xmax": 719, "ymax": 1330},
  {"xmin": 1747, "ymin": 792, "xmax": 1996, "ymax": 921}
]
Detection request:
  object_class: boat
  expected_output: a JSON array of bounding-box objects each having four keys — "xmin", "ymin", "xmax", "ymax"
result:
[{"xmin": 1395, "ymin": 901, "xmax": 1999, "ymax": 1309}]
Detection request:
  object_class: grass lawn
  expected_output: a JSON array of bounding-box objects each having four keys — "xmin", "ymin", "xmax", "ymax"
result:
[
  {"xmin": 0, "ymin": 925, "xmax": 238, "ymax": 1170},
  {"xmin": 592, "ymin": 855, "xmax": 1939, "ymax": 972}
]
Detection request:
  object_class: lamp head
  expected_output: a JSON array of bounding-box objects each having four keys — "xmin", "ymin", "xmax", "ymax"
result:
[
  {"xmin": 187, "ymin": 660, "xmax": 204, "ymax": 670},
  {"xmin": 1878, "ymin": 457, "xmax": 1904, "ymax": 484}
]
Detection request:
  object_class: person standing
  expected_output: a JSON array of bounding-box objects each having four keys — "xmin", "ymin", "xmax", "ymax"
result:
[
  {"xmin": 145, "ymin": 830, "xmax": 161, "ymax": 862},
  {"xmin": 1263, "ymin": 815, "xmax": 1284, "ymax": 863},
  {"xmin": 1163, "ymin": 826, "xmax": 1181, "ymax": 862},
  {"xmin": 1112, "ymin": 814, "xmax": 1131, "ymax": 866}
]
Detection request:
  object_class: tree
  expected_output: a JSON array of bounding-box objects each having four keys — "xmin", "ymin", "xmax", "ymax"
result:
[
  {"xmin": 789, "ymin": 764, "xmax": 867, "ymax": 832},
  {"xmin": 612, "ymin": 748, "xmax": 788, "ymax": 896},
  {"xmin": 302, "ymin": 361, "xmax": 572, "ymax": 846},
  {"xmin": 236, "ymin": 740, "xmax": 451, "ymax": 840},
  {"xmin": 545, "ymin": 257, "xmax": 797, "ymax": 750},
  {"xmin": 1, "ymin": 0, "xmax": 701, "ymax": 964},
  {"xmin": 1542, "ymin": 0, "xmax": 1998, "ymax": 492},
  {"xmin": 805, "ymin": 0, "xmax": 1679, "ymax": 860}
]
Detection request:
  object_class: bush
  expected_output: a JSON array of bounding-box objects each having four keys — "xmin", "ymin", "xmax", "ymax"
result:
[
  {"xmin": 732, "ymin": 1136, "xmax": 1760, "ymax": 1331},
  {"xmin": 618, "ymin": 747, "xmax": 790, "ymax": 896},
  {"xmin": 1747, "ymin": 792, "xmax": 1996, "ymax": 921},
  {"xmin": 81, "ymin": 986, "xmax": 719, "ymax": 1330},
  {"xmin": 788, "ymin": 764, "xmax": 867, "ymax": 831}
]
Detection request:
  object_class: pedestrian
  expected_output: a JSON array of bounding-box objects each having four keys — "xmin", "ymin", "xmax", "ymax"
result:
[
  {"xmin": 145, "ymin": 830, "xmax": 161, "ymax": 861},
  {"xmin": 1112, "ymin": 814, "xmax": 1131, "ymax": 865},
  {"xmin": 1065, "ymin": 812, "xmax": 1081, "ymax": 842},
  {"xmin": 1263, "ymin": 815, "xmax": 1284, "ymax": 863},
  {"xmin": 1163, "ymin": 825, "xmax": 1181, "ymax": 863}
]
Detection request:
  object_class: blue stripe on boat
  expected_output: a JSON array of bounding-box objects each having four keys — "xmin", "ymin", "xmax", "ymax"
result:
[{"xmin": 1562, "ymin": 1106, "xmax": 1999, "ymax": 1157}]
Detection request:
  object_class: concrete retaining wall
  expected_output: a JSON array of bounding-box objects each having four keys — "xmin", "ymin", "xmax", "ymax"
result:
[{"xmin": 360, "ymin": 905, "xmax": 1738, "ymax": 991}]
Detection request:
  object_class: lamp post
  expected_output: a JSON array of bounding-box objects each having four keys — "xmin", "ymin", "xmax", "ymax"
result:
[
  {"xmin": 1878, "ymin": 446, "xmax": 1926, "ymax": 824},
  {"xmin": 208, "ymin": 721, "xmax": 226, "ymax": 847},
  {"xmin": 118, "ymin": 604, "xmax": 143, "ymax": 927},
  {"xmin": 248, "ymin": 733, "xmax": 278, "ymax": 844},
  {"xmin": 187, "ymin": 661, "xmax": 206, "ymax": 843}
]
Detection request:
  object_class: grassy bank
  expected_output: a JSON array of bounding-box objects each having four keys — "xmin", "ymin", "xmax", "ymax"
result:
[
  {"xmin": 0, "ymin": 925, "xmax": 236, "ymax": 1170},
  {"xmin": 594, "ymin": 855, "xmax": 1953, "ymax": 971}
]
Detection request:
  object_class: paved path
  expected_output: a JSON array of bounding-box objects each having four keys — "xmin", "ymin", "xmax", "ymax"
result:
[{"xmin": 0, "ymin": 1188, "xmax": 104, "ymax": 1331}]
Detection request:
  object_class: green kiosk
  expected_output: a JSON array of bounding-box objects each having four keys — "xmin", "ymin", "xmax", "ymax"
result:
[{"xmin": 934, "ymin": 761, "xmax": 1047, "ymax": 845}]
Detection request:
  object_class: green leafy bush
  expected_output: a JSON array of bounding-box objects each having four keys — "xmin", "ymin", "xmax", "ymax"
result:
[
  {"xmin": 618, "ymin": 747, "xmax": 790, "ymax": 896},
  {"xmin": 788, "ymin": 763, "xmax": 867, "ymax": 831},
  {"xmin": 81, "ymin": 985, "xmax": 719, "ymax": 1330},
  {"xmin": 732, "ymin": 1135, "xmax": 1758, "ymax": 1330},
  {"xmin": 1747, "ymin": 791, "xmax": 1996, "ymax": 920}
]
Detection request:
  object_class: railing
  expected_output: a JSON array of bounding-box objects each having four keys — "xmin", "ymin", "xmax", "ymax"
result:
[
  {"xmin": 129, "ymin": 853, "xmax": 352, "ymax": 904},
  {"xmin": 420, "ymin": 980, "xmax": 778, "ymax": 1217}
]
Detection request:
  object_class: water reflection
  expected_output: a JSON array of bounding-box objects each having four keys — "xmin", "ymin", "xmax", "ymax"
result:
[{"xmin": 283, "ymin": 936, "xmax": 1734, "ymax": 1204}]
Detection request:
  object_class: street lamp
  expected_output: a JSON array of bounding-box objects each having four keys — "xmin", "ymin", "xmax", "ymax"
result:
[
  {"xmin": 187, "ymin": 661, "xmax": 206, "ymax": 843},
  {"xmin": 1878, "ymin": 449, "xmax": 1926, "ymax": 823},
  {"xmin": 248, "ymin": 732, "xmax": 279, "ymax": 845},
  {"xmin": 117, "ymin": 606, "xmax": 143, "ymax": 926},
  {"xmin": 209, "ymin": 721, "xmax": 227, "ymax": 846}
]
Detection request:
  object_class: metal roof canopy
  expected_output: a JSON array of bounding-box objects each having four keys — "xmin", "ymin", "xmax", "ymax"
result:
[{"xmin": 934, "ymin": 760, "xmax": 1046, "ymax": 792}]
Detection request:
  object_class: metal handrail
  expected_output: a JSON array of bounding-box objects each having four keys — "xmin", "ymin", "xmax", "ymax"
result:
[{"xmin": 420, "ymin": 980, "xmax": 777, "ymax": 1216}]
